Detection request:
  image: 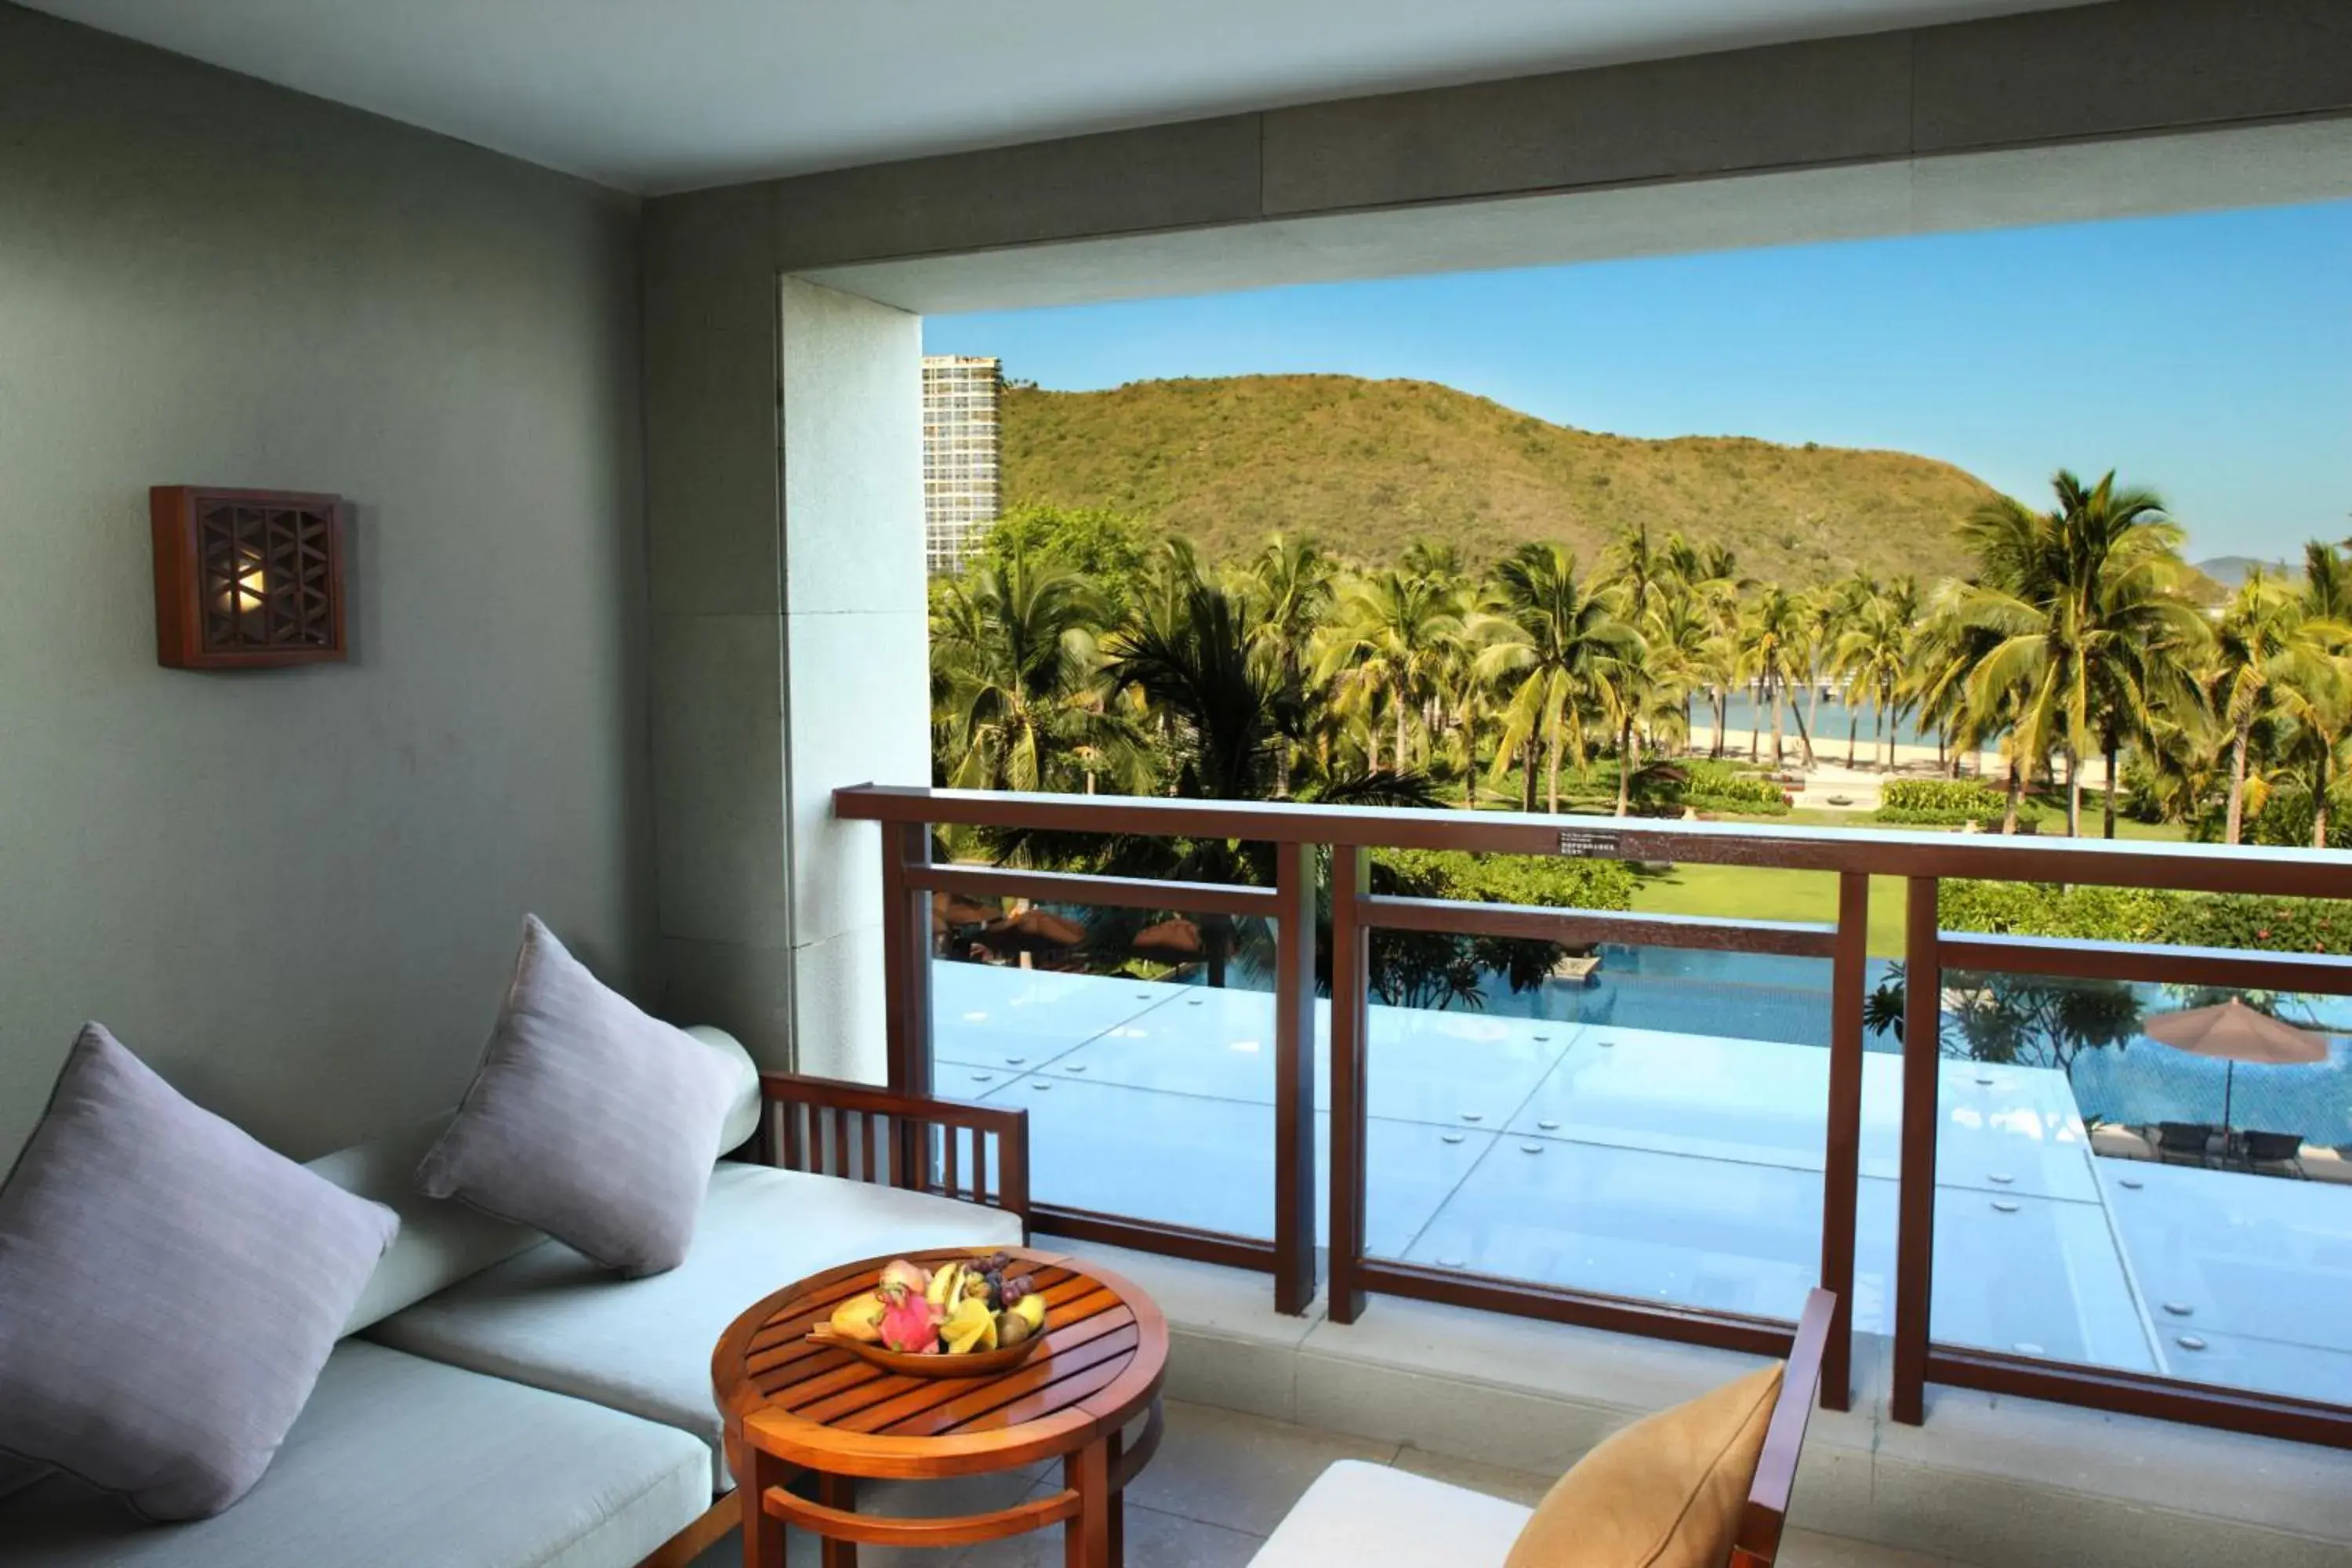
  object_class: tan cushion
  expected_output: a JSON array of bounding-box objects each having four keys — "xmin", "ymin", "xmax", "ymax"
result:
[{"xmin": 1503, "ymin": 1362, "xmax": 1783, "ymax": 1568}]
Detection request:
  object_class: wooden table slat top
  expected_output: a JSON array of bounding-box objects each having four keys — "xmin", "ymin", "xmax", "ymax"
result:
[{"xmin": 717, "ymin": 1246, "xmax": 1169, "ymax": 1481}]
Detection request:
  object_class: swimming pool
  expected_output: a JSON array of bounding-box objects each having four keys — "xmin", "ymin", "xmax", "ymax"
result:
[{"xmin": 1466, "ymin": 944, "xmax": 2352, "ymax": 1147}]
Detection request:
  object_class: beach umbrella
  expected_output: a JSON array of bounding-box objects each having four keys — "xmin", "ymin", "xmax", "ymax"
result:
[
  {"xmin": 2141, "ymin": 997, "xmax": 2328, "ymax": 1134},
  {"xmin": 1130, "ymin": 917, "xmax": 1203, "ymax": 961},
  {"xmin": 971, "ymin": 907, "xmax": 1086, "ymax": 958}
]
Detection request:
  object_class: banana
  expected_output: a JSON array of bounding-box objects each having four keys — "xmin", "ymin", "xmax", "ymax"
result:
[
  {"xmin": 942, "ymin": 1295, "xmax": 998, "ymax": 1355},
  {"xmin": 829, "ymin": 1290, "xmax": 887, "ymax": 1343},
  {"xmin": 925, "ymin": 1261, "xmax": 964, "ymax": 1312}
]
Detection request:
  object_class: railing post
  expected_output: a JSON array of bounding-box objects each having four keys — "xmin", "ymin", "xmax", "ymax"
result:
[
  {"xmin": 1818, "ymin": 871, "xmax": 1867, "ymax": 1412},
  {"xmin": 1893, "ymin": 875, "xmax": 1941, "ymax": 1425},
  {"xmin": 1272, "ymin": 840, "xmax": 1319, "ymax": 1316},
  {"xmin": 1327, "ymin": 842, "xmax": 1370, "ymax": 1324},
  {"xmin": 879, "ymin": 822, "xmax": 933, "ymax": 1188}
]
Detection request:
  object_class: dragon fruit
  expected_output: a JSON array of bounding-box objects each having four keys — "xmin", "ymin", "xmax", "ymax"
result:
[{"xmin": 878, "ymin": 1290, "xmax": 941, "ymax": 1354}]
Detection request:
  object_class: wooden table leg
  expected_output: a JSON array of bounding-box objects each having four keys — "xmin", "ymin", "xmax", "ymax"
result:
[
  {"xmin": 817, "ymin": 1472, "xmax": 858, "ymax": 1568},
  {"xmin": 1106, "ymin": 1427, "xmax": 1125, "ymax": 1565},
  {"xmin": 1065, "ymin": 1438, "xmax": 1112, "ymax": 1568},
  {"xmin": 742, "ymin": 1454, "xmax": 783, "ymax": 1568}
]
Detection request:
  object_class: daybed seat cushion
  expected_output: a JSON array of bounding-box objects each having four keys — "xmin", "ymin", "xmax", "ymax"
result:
[
  {"xmin": 368, "ymin": 1160, "xmax": 1025, "ymax": 1487},
  {"xmin": 0, "ymin": 1341, "xmax": 709, "ymax": 1568},
  {"xmin": 1247, "ymin": 1460, "xmax": 1532, "ymax": 1568}
]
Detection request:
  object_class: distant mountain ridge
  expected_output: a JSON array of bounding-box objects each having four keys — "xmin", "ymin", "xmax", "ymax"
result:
[
  {"xmin": 2194, "ymin": 555, "xmax": 2296, "ymax": 587},
  {"xmin": 998, "ymin": 374, "xmax": 2004, "ymax": 583}
]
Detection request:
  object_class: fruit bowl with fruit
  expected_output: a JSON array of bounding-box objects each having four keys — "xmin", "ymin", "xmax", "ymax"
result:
[{"xmin": 808, "ymin": 1253, "xmax": 1049, "ymax": 1377}]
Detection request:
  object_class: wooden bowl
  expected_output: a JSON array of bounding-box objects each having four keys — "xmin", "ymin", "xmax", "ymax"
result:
[{"xmin": 804, "ymin": 1324, "xmax": 1047, "ymax": 1378}]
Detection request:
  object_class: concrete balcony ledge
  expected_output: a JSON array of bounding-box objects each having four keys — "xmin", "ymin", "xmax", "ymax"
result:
[{"xmin": 1041, "ymin": 1235, "xmax": 2352, "ymax": 1568}]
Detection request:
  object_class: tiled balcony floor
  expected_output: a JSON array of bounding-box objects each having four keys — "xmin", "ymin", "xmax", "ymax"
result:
[
  {"xmin": 688, "ymin": 1399, "xmax": 1984, "ymax": 1567},
  {"xmin": 931, "ymin": 964, "xmax": 2352, "ymax": 1403}
]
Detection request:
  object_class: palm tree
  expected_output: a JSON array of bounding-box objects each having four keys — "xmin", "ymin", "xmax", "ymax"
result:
[
  {"xmin": 1742, "ymin": 586, "xmax": 1817, "ymax": 769},
  {"xmin": 930, "ymin": 548, "xmax": 1134, "ymax": 797},
  {"xmin": 1316, "ymin": 568, "xmax": 1468, "ymax": 773},
  {"xmin": 1602, "ymin": 616, "xmax": 1659, "ymax": 818},
  {"xmin": 1831, "ymin": 590, "xmax": 1913, "ymax": 772},
  {"xmin": 1955, "ymin": 470, "xmax": 2204, "ymax": 836},
  {"xmin": 2210, "ymin": 571, "xmax": 2340, "ymax": 844},
  {"xmin": 1825, "ymin": 572, "xmax": 1878, "ymax": 766},
  {"xmin": 1475, "ymin": 543, "xmax": 1639, "ymax": 813},
  {"xmin": 1645, "ymin": 584, "xmax": 1716, "ymax": 759},
  {"xmin": 1242, "ymin": 535, "xmax": 1336, "ymax": 796},
  {"xmin": 1661, "ymin": 536, "xmax": 1745, "ymax": 756},
  {"xmin": 1601, "ymin": 525, "xmax": 1675, "ymax": 815},
  {"xmin": 2287, "ymin": 542, "xmax": 2352, "ymax": 844},
  {"xmin": 1092, "ymin": 569, "xmax": 1436, "ymax": 980}
]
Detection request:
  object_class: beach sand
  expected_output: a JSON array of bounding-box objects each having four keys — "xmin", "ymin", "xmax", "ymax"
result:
[{"xmin": 1680, "ymin": 728, "xmax": 2107, "ymax": 813}]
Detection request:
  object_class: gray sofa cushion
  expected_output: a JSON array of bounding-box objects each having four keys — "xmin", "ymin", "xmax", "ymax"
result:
[
  {"xmin": 0, "ymin": 1025, "xmax": 398, "ymax": 1520},
  {"xmin": 417, "ymin": 916, "xmax": 739, "ymax": 1276},
  {"xmin": 368, "ymin": 1160, "xmax": 1025, "ymax": 1486},
  {"xmin": 310, "ymin": 1028, "xmax": 760, "ymax": 1334},
  {"xmin": 0, "ymin": 1341, "xmax": 710, "ymax": 1568}
]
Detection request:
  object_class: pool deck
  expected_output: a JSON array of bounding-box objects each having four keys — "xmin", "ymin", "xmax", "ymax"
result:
[{"xmin": 932, "ymin": 963, "xmax": 2352, "ymax": 1404}]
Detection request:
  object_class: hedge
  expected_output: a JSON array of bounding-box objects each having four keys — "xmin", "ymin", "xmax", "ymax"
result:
[
  {"xmin": 1878, "ymin": 804, "xmax": 2043, "ymax": 829},
  {"xmin": 1375, "ymin": 848, "xmax": 1636, "ymax": 911},
  {"xmin": 1938, "ymin": 880, "xmax": 2350, "ymax": 956},
  {"xmin": 1882, "ymin": 779, "xmax": 2009, "ymax": 813},
  {"xmin": 1877, "ymin": 776, "xmax": 2042, "ymax": 828},
  {"xmin": 1672, "ymin": 760, "xmax": 1791, "ymax": 816}
]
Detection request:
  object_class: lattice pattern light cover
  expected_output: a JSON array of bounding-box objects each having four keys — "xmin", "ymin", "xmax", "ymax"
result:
[{"xmin": 151, "ymin": 487, "xmax": 347, "ymax": 668}]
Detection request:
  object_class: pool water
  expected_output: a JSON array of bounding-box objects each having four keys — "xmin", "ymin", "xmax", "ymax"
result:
[
  {"xmin": 1488, "ymin": 946, "xmax": 2352, "ymax": 1148},
  {"xmin": 1208, "ymin": 942, "xmax": 2352, "ymax": 1146}
]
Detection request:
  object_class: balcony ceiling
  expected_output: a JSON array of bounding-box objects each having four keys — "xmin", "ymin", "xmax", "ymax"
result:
[{"xmin": 25, "ymin": 0, "xmax": 2098, "ymax": 194}]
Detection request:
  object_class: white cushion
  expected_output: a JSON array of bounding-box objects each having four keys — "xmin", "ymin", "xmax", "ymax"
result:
[
  {"xmin": 1249, "ymin": 1461, "xmax": 1533, "ymax": 1568},
  {"xmin": 307, "ymin": 1112, "xmax": 545, "ymax": 1335},
  {"xmin": 0, "ymin": 1340, "xmax": 709, "ymax": 1568},
  {"xmin": 685, "ymin": 1026, "xmax": 763, "ymax": 1153},
  {"xmin": 367, "ymin": 1160, "xmax": 1025, "ymax": 1487}
]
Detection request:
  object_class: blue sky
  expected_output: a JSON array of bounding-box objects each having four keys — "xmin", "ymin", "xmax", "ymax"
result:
[{"xmin": 925, "ymin": 199, "xmax": 2352, "ymax": 564}]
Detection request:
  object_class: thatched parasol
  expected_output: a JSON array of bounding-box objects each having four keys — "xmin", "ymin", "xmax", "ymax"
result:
[
  {"xmin": 931, "ymin": 892, "xmax": 1000, "ymax": 938},
  {"xmin": 2142, "ymin": 997, "xmax": 2328, "ymax": 1134},
  {"xmin": 1130, "ymin": 917, "xmax": 1204, "ymax": 961}
]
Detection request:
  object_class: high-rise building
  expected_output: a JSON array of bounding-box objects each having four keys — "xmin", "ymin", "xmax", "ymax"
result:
[{"xmin": 921, "ymin": 355, "xmax": 1002, "ymax": 575}]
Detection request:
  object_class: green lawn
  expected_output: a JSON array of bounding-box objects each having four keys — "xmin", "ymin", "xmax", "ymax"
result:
[
  {"xmin": 1623, "ymin": 812, "xmax": 2190, "ymax": 956},
  {"xmin": 1630, "ymin": 863, "xmax": 1914, "ymax": 956}
]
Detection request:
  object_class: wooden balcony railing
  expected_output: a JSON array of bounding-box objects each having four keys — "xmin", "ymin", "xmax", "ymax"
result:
[{"xmin": 836, "ymin": 784, "xmax": 2352, "ymax": 1449}]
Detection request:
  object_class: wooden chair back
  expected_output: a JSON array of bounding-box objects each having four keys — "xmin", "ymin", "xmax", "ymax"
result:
[{"xmin": 1727, "ymin": 1287, "xmax": 1837, "ymax": 1568}]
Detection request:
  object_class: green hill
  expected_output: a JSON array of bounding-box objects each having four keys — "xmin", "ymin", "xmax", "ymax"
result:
[{"xmin": 1000, "ymin": 374, "xmax": 2002, "ymax": 583}]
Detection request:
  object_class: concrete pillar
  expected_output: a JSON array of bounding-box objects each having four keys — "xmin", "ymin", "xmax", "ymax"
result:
[
  {"xmin": 644, "ymin": 189, "xmax": 925, "ymax": 1083},
  {"xmin": 775, "ymin": 277, "xmax": 928, "ymax": 1080}
]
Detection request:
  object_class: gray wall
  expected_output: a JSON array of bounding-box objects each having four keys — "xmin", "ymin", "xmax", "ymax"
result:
[
  {"xmin": 747, "ymin": 0, "xmax": 2351, "ymax": 275},
  {"xmin": 0, "ymin": 7, "xmax": 648, "ymax": 1164},
  {"xmin": 641, "ymin": 210, "xmax": 928, "ymax": 1080}
]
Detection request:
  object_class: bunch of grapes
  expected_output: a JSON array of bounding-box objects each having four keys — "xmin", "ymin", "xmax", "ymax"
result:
[{"xmin": 971, "ymin": 1251, "xmax": 1033, "ymax": 1311}]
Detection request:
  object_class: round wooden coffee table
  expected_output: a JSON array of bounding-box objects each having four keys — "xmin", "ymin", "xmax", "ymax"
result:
[{"xmin": 713, "ymin": 1246, "xmax": 1167, "ymax": 1567}]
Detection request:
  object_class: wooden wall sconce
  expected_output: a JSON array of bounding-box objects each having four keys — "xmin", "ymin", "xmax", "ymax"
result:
[{"xmin": 151, "ymin": 487, "xmax": 347, "ymax": 670}]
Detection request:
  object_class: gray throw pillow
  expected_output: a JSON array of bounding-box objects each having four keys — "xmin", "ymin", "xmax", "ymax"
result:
[
  {"xmin": 416, "ymin": 916, "xmax": 738, "ymax": 1276},
  {"xmin": 0, "ymin": 1024, "xmax": 399, "ymax": 1520}
]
